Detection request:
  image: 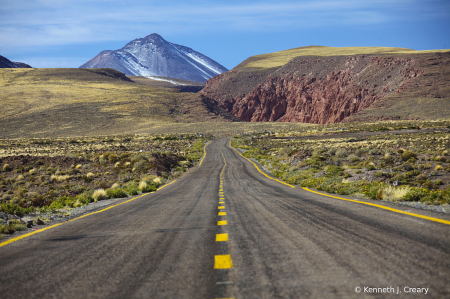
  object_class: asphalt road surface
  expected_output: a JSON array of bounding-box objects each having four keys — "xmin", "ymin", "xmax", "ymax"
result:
[{"xmin": 1, "ymin": 138, "xmax": 450, "ymax": 298}]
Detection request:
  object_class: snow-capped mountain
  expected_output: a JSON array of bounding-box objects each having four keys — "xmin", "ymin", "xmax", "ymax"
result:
[
  {"xmin": 79, "ymin": 33, "xmax": 228, "ymax": 83},
  {"xmin": 0, "ymin": 55, "xmax": 32, "ymax": 68}
]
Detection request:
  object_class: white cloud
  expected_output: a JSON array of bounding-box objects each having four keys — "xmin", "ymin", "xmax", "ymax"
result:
[{"xmin": 0, "ymin": 0, "xmax": 447, "ymax": 52}]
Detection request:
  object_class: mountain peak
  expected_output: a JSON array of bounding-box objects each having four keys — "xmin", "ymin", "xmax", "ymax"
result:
[{"xmin": 80, "ymin": 34, "xmax": 227, "ymax": 83}]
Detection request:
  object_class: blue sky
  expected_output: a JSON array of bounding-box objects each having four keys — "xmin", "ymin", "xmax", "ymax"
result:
[{"xmin": 1, "ymin": 0, "xmax": 449, "ymax": 70}]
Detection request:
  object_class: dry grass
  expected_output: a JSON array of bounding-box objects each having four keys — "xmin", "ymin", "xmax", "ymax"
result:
[
  {"xmin": 92, "ymin": 189, "xmax": 108, "ymax": 201},
  {"xmin": 381, "ymin": 186, "xmax": 411, "ymax": 202},
  {"xmin": 0, "ymin": 68, "xmax": 236, "ymax": 139},
  {"xmin": 240, "ymin": 46, "xmax": 450, "ymax": 69},
  {"xmin": 138, "ymin": 181, "xmax": 147, "ymax": 191}
]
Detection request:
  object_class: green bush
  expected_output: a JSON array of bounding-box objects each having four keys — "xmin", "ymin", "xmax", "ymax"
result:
[
  {"xmin": 106, "ymin": 188, "xmax": 127, "ymax": 198},
  {"xmin": 401, "ymin": 151, "xmax": 417, "ymax": 161},
  {"xmin": 0, "ymin": 203, "xmax": 34, "ymax": 217}
]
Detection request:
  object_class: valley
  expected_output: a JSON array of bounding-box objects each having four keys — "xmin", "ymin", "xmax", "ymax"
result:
[{"xmin": 1, "ymin": 44, "xmax": 450, "ymax": 298}]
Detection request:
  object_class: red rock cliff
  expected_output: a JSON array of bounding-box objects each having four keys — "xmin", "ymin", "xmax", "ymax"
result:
[{"xmin": 201, "ymin": 55, "xmax": 426, "ymax": 124}]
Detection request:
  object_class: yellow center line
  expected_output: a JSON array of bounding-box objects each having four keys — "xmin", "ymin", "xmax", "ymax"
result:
[
  {"xmin": 218, "ymin": 220, "xmax": 227, "ymax": 225},
  {"xmin": 216, "ymin": 233, "xmax": 228, "ymax": 241},
  {"xmin": 218, "ymin": 212, "xmax": 226, "ymax": 216},
  {"xmin": 218, "ymin": 206, "xmax": 225, "ymax": 210},
  {"xmin": 219, "ymin": 201, "xmax": 225, "ymax": 204},
  {"xmin": 304, "ymin": 187, "xmax": 450, "ymax": 226},
  {"xmin": 214, "ymin": 255, "xmax": 234, "ymax": 269}
]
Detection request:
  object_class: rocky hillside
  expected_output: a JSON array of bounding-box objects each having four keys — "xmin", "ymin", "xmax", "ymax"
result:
[
  {"xmin": 0, "ymin": 55, "xmax": 32, "ymax": 68},
  {"xmin": 80, "ymin": 33, "xmax": 228, "ymax": 83},
  {"xmin": 201, "ymin": 47, "xmax": 450, "ymax": 123}
]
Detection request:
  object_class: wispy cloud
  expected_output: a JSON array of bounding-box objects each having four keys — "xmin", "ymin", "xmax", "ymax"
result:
[{"xmin": 1, "ymin": 0, "xmax": 445, "ymax": 51}]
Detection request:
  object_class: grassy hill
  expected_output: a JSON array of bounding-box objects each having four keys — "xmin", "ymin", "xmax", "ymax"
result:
[
  {"xmin": 237, "ymin": 46, "xmax": 450, "ymax": 70},
  {"xmin": 0, "ymin": 68, "xmax": 238, "ymax": 139}
]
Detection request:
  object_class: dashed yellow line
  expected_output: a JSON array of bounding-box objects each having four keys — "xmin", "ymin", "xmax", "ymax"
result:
[
  {"xmin": 218, "ymin": 206, "xmax": 225, "ymax": 210},
  {"xmin": 218, "ymin": 220, "xmax": 228, "ymax": 226},
  {"xmin": 229, "ymin": 139, "xmax": 295, "ymax": 188},
  {"xmin": 214, "ymin": 254, "xmax": 234, "ymax": 269},
  {"xmin": 218, "ymin": 212, "xmax": 226, "ymax": 216},
  {"xmin": 216, "ymin": 233, "xmax": 228, "ymax": 241}
]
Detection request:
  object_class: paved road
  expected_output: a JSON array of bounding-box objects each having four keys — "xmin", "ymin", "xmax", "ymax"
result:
[{"xmin": 1, "ymin": 138, "xmax": 450, "ymax": 298}]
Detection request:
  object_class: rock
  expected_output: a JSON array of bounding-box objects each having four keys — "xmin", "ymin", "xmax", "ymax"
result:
[
  {"xmin": 21, "ymin": 217, "xmax": 34, "ymax": 228},
  {"xmin": 34, "ymin": 218, "xmax": 45, "ymax": 225},
  {"xmin": 201, "ymin": 54, "xmax": 435, "ymax": 124}
]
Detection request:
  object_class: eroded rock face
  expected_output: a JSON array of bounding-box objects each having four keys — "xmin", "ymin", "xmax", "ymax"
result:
[{"xmin": 201, "ymin": 55, "xmax": 425, "ymax": 124}]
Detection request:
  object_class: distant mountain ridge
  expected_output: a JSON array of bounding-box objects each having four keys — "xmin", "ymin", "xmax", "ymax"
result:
[
  {"xmin": 80, "ymin": 33, "xmax": 228, "ymax": 83},
  {"xmin": 0, "ymin": 55, "xmax": 32, "ymax": 68}
]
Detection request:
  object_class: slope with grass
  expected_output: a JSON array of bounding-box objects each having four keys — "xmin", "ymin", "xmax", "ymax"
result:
[
  {"xmin": 0, "ymin": 68, "xmax": 238, "ymax": 139},
  {"xmin": 233, "ymin": 119, "xmax": 450, "ymax": 208},
  {"xmin": 201, "ymin": 46, "xmax": 450, "ymax": 123}
]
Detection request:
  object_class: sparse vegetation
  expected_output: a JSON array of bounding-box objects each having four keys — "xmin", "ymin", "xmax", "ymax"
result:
[
  {"xmin": 0, "ymin": 133, "xmax": 210, "ymax": 236},
  {"xmin": 240, "ymin": 46, "xmax": 449, "ymax": 70},
  {"xmin": 234, "ymin": 119, "xmax": 450, "ymax": 206}
]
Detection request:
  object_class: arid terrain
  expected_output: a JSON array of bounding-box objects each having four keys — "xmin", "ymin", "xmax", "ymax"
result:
[
  {"xmin": 201, "ymin": 46, "xmax": 450, "ymax": 123},
  {"xmin": 0, "ymin": 68, "xmax": 237, "ymax": 139}
]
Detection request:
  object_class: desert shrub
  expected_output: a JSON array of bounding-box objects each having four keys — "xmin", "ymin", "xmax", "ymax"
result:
[
  {"xmin": 401, "ymin": 151, "xmax": 417, "ymax": 161},
  {"xmin": 119, "ymin": 172, "xmax": 133, "ymax": 183},
  {"xmin": 366, "ymin": 164, "xmax": 376, "ymax": 171},
  {"xmin": 178, "ymin": 160, "xmax": 192, "ymax": 168},
  {"xmin": 51, "ymin": 174, "xmax": 70, "ymax": 182},
  {"xmin": 355, "ymin": 148, "xmax": 369, "ymax": 156},
  {"xmin": 153, "ymin": 177, "xmax": 163, "ymax": 186},
  {"xmin": 384, "ymin": 156, "xmax": 394, "ymax": 165},
  {"xmin": 0, "ymin": 225, "xmax": 15, "ymax": 234},
  {"xmin": 335, "ymin": 148, "xmax": 348, "ymax": 158},
  {"xmin": 435, "ymin": 165, "xmax": 443, "ymax": 171},
  {"xmin": 434, "ymin": 156, "xmax": 446, "ymax": 162},
  {"xmin": 0, "ymin": 202, "xmax": 34, "ymax": 217},
  {"xmin": 124, "ymin": 185, "xmax": 139, "ymax": 196},
  {"xmin": 362, "ymin": 183, "xmax": 384, "ymax": 200},
  {"xmin": 416, "ymin": 173, "xmax": 428, "ymax": 181},
  {"xmin": 106, "ymin": 188, "xmax": 127, "ymax": 198},
  {"xmin": 75, "ymin": 164, "xmax": 82, "ymax": 169},
  {"xmin": 2, "ymin": 164, "xmax": 12, "ymax": 172},
  {"xmin": 133, "ymin": 160, "xmax": 147, "ymax": 172},
  {"xmin": 434, "ymin": 179, "xmax": 444, "ymax": 185},
  {"xmin": 381, "ymin": 186, "xmax": 411, "ymax": 201},
  {"xmin": 402, "ymin": 163, "xmax": 414, "ymax": 171},
  {"xmin": 348, "ymin": 154, "xmax": 360, "ymax": 163},
  {"xmin": 369, "ymin": 149, "xmax": 381, "ymax": 155},
  {"xmin": 92, "ymin": 189, "xmax": 108, "ymax": 201},
  {"xmin": 139, "ymin": 180, "xmax": 157, "ymax": 193},
  {"xmin": 108, "ymin": 153, "xmax": 118, "ymax": 163},
  {"xmin": 325, "ymin": 165, "xmax": 344, "ymax": 176},
  {"xmin": 327, "ymin": 148, "xmax": 338, "ymax": 156}
]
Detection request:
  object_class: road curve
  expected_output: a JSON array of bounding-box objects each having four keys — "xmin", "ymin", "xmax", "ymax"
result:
[{"xmin": 1, "ymin": 138, "xmax": 449, "ymax": 298}]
